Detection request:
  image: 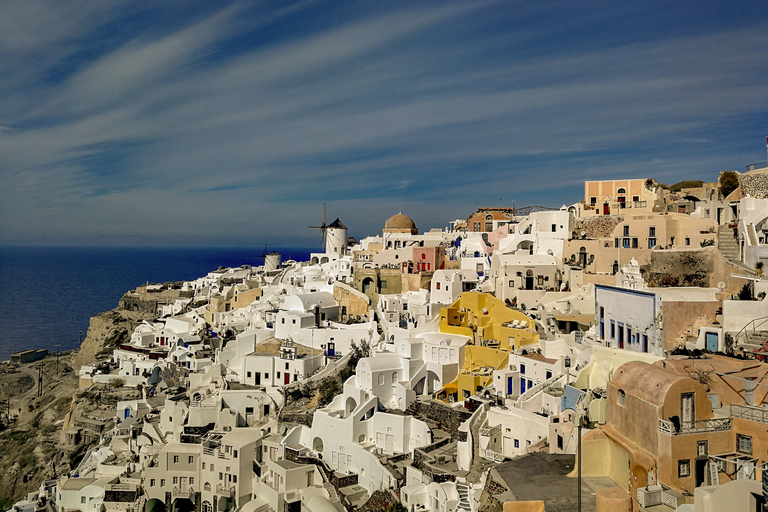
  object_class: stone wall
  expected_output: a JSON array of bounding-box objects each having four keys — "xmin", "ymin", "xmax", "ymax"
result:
[
  {"xmin": 645, "ymin": 249, "xmax": 713, "ymax": 287},
  {"xmin": 573, "ymin": 216, "xmax": 624, "ymax": 240},
  {"xmin": 738, "ymin": 170, "xmax": 768, "ymax": 199},
  {"xmin": 408, "ymin": 400, "xmax": 472, "ymax": 440},
  {"xmin": 359, "ymin": 490, "xmax": 399, "ymax": 512}
]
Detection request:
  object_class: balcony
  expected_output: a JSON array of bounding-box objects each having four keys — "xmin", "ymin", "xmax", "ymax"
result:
[
  {"xmin": 171, "ymin": 487, "xmax": 193, "ymax": 500},
  {"xmin": 632, "ymin": 201, "xmax": 647, "ymax": 208},
  {"xmin": 658, "ymin": 417, "xmax": 732, "ymax": 436},
  {"xmin": 215, "ymin": 484, "xmax": 235, "ymax": 498},
  {"xmin": 730, "ymin": 404, "xmax": 768, "ymax": 423},
  {"xmin": 479, "ymin": 425, "xmax": 500, "ymax": 438}
]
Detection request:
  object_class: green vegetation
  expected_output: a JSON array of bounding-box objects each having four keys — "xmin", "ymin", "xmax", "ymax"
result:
[
  {"xmin": 318, "ymin": 378, "xmax": 340, "ymax": 407},
  {"xmin": 668, "ymin": 180, "xmax": 704, "ymax": 192},
  {"xmin": 720, "ymin": 171, "xmax": 739, "ymax": 198},
  {"xmin": 111, "ymin": 378, "xmax": 125, "ymax": 388}
]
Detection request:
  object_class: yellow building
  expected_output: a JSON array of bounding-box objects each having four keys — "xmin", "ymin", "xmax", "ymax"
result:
[
  {"xmin": 437, "ymin": 292, "xmax": 539, "ymax": 402},
  {"xmin": 439, "ymin": 291, "xmax": 539, "ymax": 349}
]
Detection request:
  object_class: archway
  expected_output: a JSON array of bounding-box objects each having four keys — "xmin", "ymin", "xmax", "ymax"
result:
[
  {"xmin": 313, "ymin": 437, "xmax": 324, "ymax": 453},
  {"xmin": 345, "ymin": 397, "xmax": 357, "ymax": 417},
  {"xmin": 362, "ymin": 277, "xmax": 374, "ymax": 294},
  {"xmin": 578, "ymin": 247, "xmax": 587, "ymax": 268},
  {"xmin": 145, "ymin": 499, "xmax": 166, "ymax": 512}
]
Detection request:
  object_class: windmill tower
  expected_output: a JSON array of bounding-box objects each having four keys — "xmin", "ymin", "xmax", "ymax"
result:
[{"xmin": 309, "ymin": 203, "xmax": 348, "ymax": 255}]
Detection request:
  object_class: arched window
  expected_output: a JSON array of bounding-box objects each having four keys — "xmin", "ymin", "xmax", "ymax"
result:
[
  {"xmin": 485, "ymin": 214, "xmax": 493, "ymax": 221},
  {"xmin": 392, "ymin": 371, "xmax": 398, "ymax": 383},
  {"xmin": 421, "ymin": 253, "xmax": 426, "ymax": 260},
  {"xmin": 617, "ymin": 188, "xmax": 626, "ymax": 194}
]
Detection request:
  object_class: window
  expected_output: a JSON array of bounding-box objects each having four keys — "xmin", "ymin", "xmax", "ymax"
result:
[
  {"xmin": 619, "ymin": 389, "xmax": 626, "ymax": 406},
  {"xmin": 173, "ymin": 455, "xmax": 179, "ymax": 464},
  {"xmin": 623, "ymin": 238, "xmax": 630, "ymax": 248},
  {"xmin": 685, "ymin": 237, "xmax": 690, "ymax": 246},
  {"xmin": 436, "ymin": 282, "xmax": 440, "ymax": 290},
  {"xmin": 173, "ymin": 476, "xmax": 179, "ymax": 485},
  {"xmin": 81, "ymin": 497, "xmax": 86, "ymax": 504},
  {"xmin": 381, "ymin": 280, "xmax": 387, "ymax": 289},
  {"xmin": 737, "ymin": 434, "xmax": 752, "ymax": 454},
  {"xmin": 277, "ymin": 372, "xmax": 280, "ymax": 378},
  {"xmin": 281, "ymin": 318, "xmax": 285, "ymax": 324},
  {"xmin": 161, "ymin": 479, "xmax": 165, "ymax": 487},
  {"xmin": 210, "ymin": 464, "xmax": 214, "ymax": 472},
  {"xmin": 508, "ymin": 280, "xmax": 514, "ymax": 288},
  {"xmin": 247, "ymin": 371, "xmax": 251, "ymax": 378},
  {"xmin": 189, "ymin": 456, "xmax": 194, "ymax": 464},
  {"xmin": 551, "ymin": 224, "xmax": 557, "ymax": 232},
  {"xmin": 610, "ymin": 321, "xmax": 615, "ymax": 339},
  {"xmin": 264, "ymin": 373, "xmax": 269, "ymax": 379},
  {"xmin": 474, "ymin": 222, "xmax": 481, "ymax": 231},
  {"xmin": 649, "ymin": 226, "xmax": 656, "ymax": 236},
  {"xmin": 202, "ymin": 462, "xmax": 206, "ymax": 469},
  {"xmin": 219, "ymin": 472, "xmax": 223, "ymax": 481},
  {"xmin": 378, "ymin": 374, "xmax": 384, "ymax": 385},
  {"xmin": 632, "ymin": 238, "xmax": 638, "ymax": 248},
  {"xmin": 623, "ymin": 225, "xmax": 629, "ymax": 236},
  {"xmin": 678, "ymin": 459, "xmax": 690, "ymax": 478},
  {"xmin": 151, "ymin": 479, "xmax": 156, "ymax": 487},
  {"xmin": 520, "ymin": 363, "xmax": 526, "ymax": 375},
  {"xmin": 285, "ymin": 362, "xmax": 289, "ymax": 370},
  {"xmin": 514, "ymin": 439, "xmax": 519, "ymax": 448},
  {"xmin": 233, "ymin": 475, "xmax": 237, "ymax": 483},
  {"xmin": 632, "ymin": 195, "xmax": 639, "ymax": 202},
  {"xmin": 546, "ymin": 370, "xmax": 552, "ymax": 380},
  {"xmin": 557, "ymin": 435, "xmax": 563, "ymax": 450},
  {"xmin": 617, "ymin": 188, "xmax": 626, "ymax": 194},
  {"xmin": 190, "ymin": 477, "xmax": 194, "ymax": 485},
  {"xmin": 648, "ymin": 238, "xmax": 656, "ymax": 249},
  {"xmin": 590, "ymin": 197, "xmax": 597, "ymax": 206},
  {"xmin": 697, "ymin": 440, "xmax": 708, "ymax": 457}
]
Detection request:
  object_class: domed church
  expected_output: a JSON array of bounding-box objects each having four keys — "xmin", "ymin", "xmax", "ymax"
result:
[{"xmin": 383, "ymin": 213, "xmax": 418, "ymax": 235}]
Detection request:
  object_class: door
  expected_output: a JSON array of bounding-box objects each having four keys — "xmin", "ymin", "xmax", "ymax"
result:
[
  {"xmin": 255, "ymin": 372, "xmax": 261, "ymax": 386},
  {"xmin": 705, "ymin": 332, "xmax": 718, "ymax": 352},
  {"xmin": 376, "ymin": 432, "xmax": 385, "ymax": 450},
  {"xmin": 617, "ymin": 325, "xmax": 624, "ymax": 349},
  {"xmin": 385, "ymin": 434, "xmax": 394, "ymax": 455},
  {"xmin": 681, "ymin": 393, "xmax": 695, "ymax": 426},
  {"xmin": 285, "ymin": 373, "xmax": 291, "ymax": 385},
  {"xmin": 507, "ymin": 376, "xmax": 513, "ymax": 395},
  {"xmin": 603, "ymin": 203, "xmax": 609, "ymax": 215},
  {"xmin": 338, "ymin": 454, "xmax": 348, "ymax": 473}
]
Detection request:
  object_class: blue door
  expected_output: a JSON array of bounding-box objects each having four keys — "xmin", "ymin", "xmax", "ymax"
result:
[
  {"xmin": 124, "ymin": 408, "xmax": 130, "ymax": 419},
  {"xmin": 706, "ymin": 332, "xmax": 718, "ymax": 352},
  {"xmin": 508, "ymin": 376, "xmax": 513, "ymax": 395}
]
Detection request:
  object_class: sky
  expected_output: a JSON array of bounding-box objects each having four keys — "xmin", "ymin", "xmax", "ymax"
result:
[{"xmin": 1, "ymin": 0, "xmax": 767, "ymax": 248}]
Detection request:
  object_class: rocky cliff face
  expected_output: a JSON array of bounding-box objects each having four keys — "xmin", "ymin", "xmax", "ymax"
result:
[{"xmin": 71, "ymin": 295, "xmax": 157, "ymax": 369}]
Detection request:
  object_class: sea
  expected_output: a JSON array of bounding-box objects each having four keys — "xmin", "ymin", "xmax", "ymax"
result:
[{"xmin": 0, "ymin": 246, "xmax": 314, "ymax": 361}]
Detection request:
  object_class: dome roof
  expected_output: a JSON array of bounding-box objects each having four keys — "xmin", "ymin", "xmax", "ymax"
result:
[{"xmin": 385, "ymin": 213, "xmax": 416, "ymax": 230}]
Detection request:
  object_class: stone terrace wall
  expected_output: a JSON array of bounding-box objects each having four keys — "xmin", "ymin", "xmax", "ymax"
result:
[
  {"xmin": 408, "ymin": 400, "xmax": 472, "ymax": 441},
  {"xmin": 573, "ymin": 216, "xmax": 624, "ymax": 240},
  {"xmin": 738, "ymin": 170, "xmax": 768, "ymax": 199}
]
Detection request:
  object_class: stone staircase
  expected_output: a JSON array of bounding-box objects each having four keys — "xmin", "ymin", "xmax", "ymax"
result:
[
  {"xmin": 148, "ymin": 417, "xmax": 167, "ymax": 444},
  {"xmin": 454, "ymin": 483, "xmax": 472, "ymax": 512},
  {"xmin": 717, "ymin": 226, "xmax": 747, "ymax": 269},
  {"xmin": 739, "ymin": 330, "xmax": 768, "ymax": 355}
]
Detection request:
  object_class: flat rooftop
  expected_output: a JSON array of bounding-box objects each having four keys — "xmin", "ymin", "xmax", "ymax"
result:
[{"xmin": 492, "ymin": 452, "xmax": 617, "ymax": 512}]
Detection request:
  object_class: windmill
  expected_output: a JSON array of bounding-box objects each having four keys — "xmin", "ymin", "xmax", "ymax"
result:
[
  {"xmin": 255, "ymin": 244, "xmax": 269, "ymax": 266},
  {"xmin": 308, "ymin": 203, "xmax": 328, "ymax": 249}
]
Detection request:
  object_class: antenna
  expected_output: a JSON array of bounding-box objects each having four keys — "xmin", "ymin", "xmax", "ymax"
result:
[{"xmin": 308, "ymin": 203, "xmax": 328, "ymax": 248}]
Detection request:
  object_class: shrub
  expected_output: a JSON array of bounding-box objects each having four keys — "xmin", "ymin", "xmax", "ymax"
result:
[
  {"xmin": 111, "ymin": 378, "xmax": 125, "ymax": 389},
  {"xmin": 318, "ymin": 378, "xmax": 340, "ymax": 407}
]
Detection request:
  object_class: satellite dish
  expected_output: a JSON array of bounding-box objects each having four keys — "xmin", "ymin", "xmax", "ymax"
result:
[{"xmin": 717, "ymin": 282, "xmax": 726, "ymax": 291}]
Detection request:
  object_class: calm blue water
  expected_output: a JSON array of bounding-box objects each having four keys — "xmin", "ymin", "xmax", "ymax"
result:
[{"xmin": 0, "ymin": 246, "xmax": 313, "ymax": 360}]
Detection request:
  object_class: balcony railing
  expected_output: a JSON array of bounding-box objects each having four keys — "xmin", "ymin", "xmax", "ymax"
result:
[
  {"xmin": 482, "ymin": 448, "xmax": 505, "ymax": 463},
  {"xmin": 479, "ymin": 425, "xmax": 500, "ymax": 437},
  {"xmin": 730, "ymin": 404, "xmax": 768, "ymax": 423},
  {"xmin": 633, "ymin": 201, "xmax": 647, "ymax": 208},
  {"xmin": 215, "ymin": 484, "xmax": 235, "ymax": 498},
  {"xmin": 658, "ymin": 417, "xmax": 732, "ymax": 435},
  {"xmin": 171, "ymin": 487, "xmax": 193, "ymax": 499}
]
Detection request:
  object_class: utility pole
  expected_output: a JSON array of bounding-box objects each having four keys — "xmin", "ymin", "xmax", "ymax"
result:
[{"xmin": 577, "ymin": 424, "xmax": 582, "ymax": 512}]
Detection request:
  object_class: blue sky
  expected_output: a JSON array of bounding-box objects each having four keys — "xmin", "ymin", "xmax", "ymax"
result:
[{"xmin": 1, "ymin": 0, "xmax": 766, "ymax": 247}]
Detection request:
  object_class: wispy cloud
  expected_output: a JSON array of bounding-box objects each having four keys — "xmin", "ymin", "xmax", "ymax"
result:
[{"xmin": 0, "ymin": 0, "xmax": 767, "ymax": 246}]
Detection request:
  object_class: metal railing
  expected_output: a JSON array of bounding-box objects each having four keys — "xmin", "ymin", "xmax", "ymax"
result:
[
  {"xmin": 633, "ymin": 201, "xmax": 647, "ymax": 208},
  {"xmin": 483, "ymin": 448, "xmax": 505, "ymax": 463},
  {"xmin": 215, "ymin": 484, "xmax": 235, "ymax": 498},
  {"xmin": 658, "ymin": 417, "xmax": 732, "ymax": 435},
  {"xmin": 731, "ymin": 404, "xmax": 768, "ymax": 423},
  {"xmin": 734, "ymin": 316, "xmax": 768, "ymax": 346}
]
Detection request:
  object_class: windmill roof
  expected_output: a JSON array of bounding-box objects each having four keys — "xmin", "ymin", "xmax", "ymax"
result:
[{"xmin": 328, "ymin": 217, "xmax": 347, "ymax": 229}]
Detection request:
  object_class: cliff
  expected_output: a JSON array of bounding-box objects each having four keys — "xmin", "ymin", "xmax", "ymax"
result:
[{"xmin": 71, "ymin": 296, "xmax": 157, "ymax": 369}]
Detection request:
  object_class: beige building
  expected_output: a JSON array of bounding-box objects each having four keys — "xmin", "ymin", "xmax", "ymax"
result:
[{"xmin": 582, "ymin": 179, "xmax": 660, "ymax": 216}]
